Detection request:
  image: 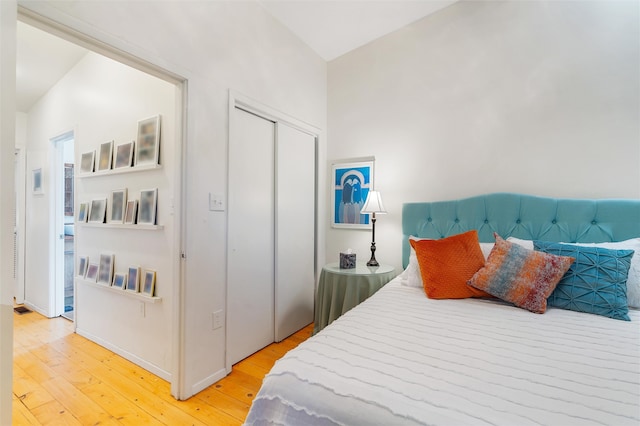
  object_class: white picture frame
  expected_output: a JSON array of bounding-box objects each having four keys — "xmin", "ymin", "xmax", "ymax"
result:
[
  {"xmin": 109, "ymin": 189, "xmax": 127, "ymax": 224},
  {"xmin": 141, "ymin": 269, "xmax": 156, "ymax": 297},
  {"xmin": 32, "ymin": 168, "xmax": 43, "ymax": 195},
  {"xmin": 88, "ymin": 198, "xmax": 107, "ymax": 223},
  {"xmin": 97, "ymin": 253, "xmax": 114, "ymax": 286},
  {"xmin": 77, "ymin": 202, "xmax": 89, "ymax": 223},
  {"xmin": 138, "ymin": 188, "xmax": 158, "ymax": 225},
  {"xmin": 78, "ymin": 256, "xmax": 89, "ymax": 278},
  {"xmin": 86, "ymin": 262, "xmax": 99, "ymax": 282},
  {"xmin": 124, "ymin": 200, "xmax": 138, "ymax": 225},
  {"xmin": 126, "ymin": 266, "xmax": 140, "ymax": 292},
  {"xmin": 97, "ymin": 140, "xmax": 114, "ymax": 171},
  {"xmin": 135, "ymin": 115, "xmax": 161, "ymax": 166},
  {"xmin": 114, "ymin": 141, "xmax": 135, "ymax": 169},
  {"xmin": 112, "ymin": 273, "xmax": 126, "ymax": 289},
  {"xmin": 80, "ymin": 151, "xmax": 95, "ymax": 174}
]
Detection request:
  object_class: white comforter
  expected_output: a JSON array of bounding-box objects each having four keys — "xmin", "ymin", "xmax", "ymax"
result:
[{"xmin": 245, "ymin": 278, "xmax": 640, "ymax": 425}]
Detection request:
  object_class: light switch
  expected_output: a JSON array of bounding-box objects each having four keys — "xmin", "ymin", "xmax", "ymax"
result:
[{"xmin": 209, "ymin": 193, "xmax": 225, "ymax": 211}]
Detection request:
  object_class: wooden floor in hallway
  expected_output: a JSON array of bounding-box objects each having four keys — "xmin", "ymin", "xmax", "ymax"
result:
[{"xmin": 12, "ymin": 308, "xmax": 313, "ymax": 425}]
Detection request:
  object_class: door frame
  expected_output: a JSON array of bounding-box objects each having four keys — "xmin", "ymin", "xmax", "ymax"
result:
[
  {"xmin": 16, "ymin": 6, "xmax": 191, "ymax": 400},
  {"xmin": 14, "ymin": 148, "xmax": 26, "ymax": 304},
  {"xmin": 226, "ymin": 90, "xmax": 321, "ymax": 373},
  {"xmin": 50, "ymin": 130, "xmax": 74, "ymax": 318}
]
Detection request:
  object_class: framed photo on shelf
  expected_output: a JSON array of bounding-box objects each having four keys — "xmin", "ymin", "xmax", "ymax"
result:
[
  {"xmin": 138, "ymin": 188, "xmax": 158, "ymax": 225},
  {"xmin": 80, "ymin": 151, "xmax": 95, "ymax": 174},
  {"xmin": 88, "ymin": 199, "xmax": 107, "ymax": 223},
  {"xmin": 78, "ymin": 256, "xmax": 89, "ymax": 278},
  {"xmin": 112, "ymin": 273, "xmax": 126, "ymax": 289},
  {"xmin": 77, "ymin": 202, "xmax": 89, "ymax": 223},
  {"xmin": 97, "ymin": 140, "xmax": 114, "ymax": 171},
  {"xmin": 124, "ymin": 200, "xmax": 138, "ymax": 225},
  {"xmin": 97, "ymin": 253, "xmax": 114, "ymax": 285},
  {"xmin": 109, "ymin": 189, "xmax": 127, "ymax": 224},
  {"xmin": 135, "ymin": 115, "xmax": 161, "ymax": 166},
  {"xmin": 126, "ymin": 266, "xmax": 140, "ymax": 292},
  {"xmin": 32, "ymin": 168, "xmax": 43, "ymax": 195},
  {"xmin": 141, "ymin": 270, "xmax": 156, "ymax": 297},
  {"xmin": 330, "ymin": 157, "xmax": 375, "ymax": 230},
  {"xmin": 114, "ymin": 141, "xmax": 134, "ymax": 169},
  {"xmin": 86, "ymin": 263, "xmax": 99, "ymax": 282}
]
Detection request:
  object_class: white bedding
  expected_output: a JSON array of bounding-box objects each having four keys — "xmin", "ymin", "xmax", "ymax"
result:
[{"xmin": 245, "ymin": 277, "xmax": 640, "ymax": 425}]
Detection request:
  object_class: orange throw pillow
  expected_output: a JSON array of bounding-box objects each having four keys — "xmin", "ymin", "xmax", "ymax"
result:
[{"xmin": 410, "ymin": 230, "xmax": 491, "ymax": 299}]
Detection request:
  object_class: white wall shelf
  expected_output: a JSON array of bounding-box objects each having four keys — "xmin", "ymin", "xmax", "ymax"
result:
[
  {"xmin": 80, "ymin": 223, "xmax": 164, "ymax": 230},
  {"xmin": 78, "ymin": 163, "xmax": 162, "ymax": 178},
  {"xmin": 78, "ymin": 278, "xmax": 162, "ymax": 303}
]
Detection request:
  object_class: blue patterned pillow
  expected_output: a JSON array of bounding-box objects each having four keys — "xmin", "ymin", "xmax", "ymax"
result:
[{"xmin": 534, "ymin": 241, "xmax": 633, "ymax": 321}]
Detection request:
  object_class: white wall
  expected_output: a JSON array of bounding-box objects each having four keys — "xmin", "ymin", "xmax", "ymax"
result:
[
  {"xmin": 327, "ymin": 0, "xmax": 640, "ymax": 273},
  {"xmin": 19, "ymin": 0, "xmax": 327, "ymax": 398},
  {"xmin": 24, "ymin": 51, "xmax": 177, "ymax": 377}
]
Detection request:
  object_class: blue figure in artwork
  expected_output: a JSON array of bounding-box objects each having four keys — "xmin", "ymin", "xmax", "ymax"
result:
[{"xmin": 339, "ymin": 173, "xmax": 364, "ymax": 224}]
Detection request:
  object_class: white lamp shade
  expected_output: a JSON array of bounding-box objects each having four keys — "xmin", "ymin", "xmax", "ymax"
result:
[{"xmin": 360, "ymin": 190, "xmax": 386, "ymax": 214}]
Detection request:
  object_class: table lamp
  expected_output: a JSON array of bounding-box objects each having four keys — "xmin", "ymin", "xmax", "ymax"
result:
[{"xmin": 360, "ymin": 190, "xmax": 386, "ymax": 266}]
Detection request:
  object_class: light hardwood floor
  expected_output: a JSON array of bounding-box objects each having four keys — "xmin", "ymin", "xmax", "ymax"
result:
[{"xmin": 12, "ymin": 308, "xmax": 313, "ymax": 425}]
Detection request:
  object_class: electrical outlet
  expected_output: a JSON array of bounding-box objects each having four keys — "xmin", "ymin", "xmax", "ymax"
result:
[{"xmin": 213, "ymin": 310, "xmax": 223, "ymax": 330}]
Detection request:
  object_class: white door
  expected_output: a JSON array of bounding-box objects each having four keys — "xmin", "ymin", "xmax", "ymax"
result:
[
  {"xmin": 227, "ymin": 107, "xmax": 276, "ymax": 365},
  {"xmin": 275, "ymin": 123, "xmax": 316, "ymax": 341}
]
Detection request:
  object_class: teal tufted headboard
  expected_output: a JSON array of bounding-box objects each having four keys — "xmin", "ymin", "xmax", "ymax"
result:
[{"xmin": 402, "ymin": 193, "xmax": 640, "ymax": 268}]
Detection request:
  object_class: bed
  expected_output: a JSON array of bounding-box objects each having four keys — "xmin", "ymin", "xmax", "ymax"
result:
[{"xmin": 245, "ymin": 193, "xmax": 640, "ymax": 425}]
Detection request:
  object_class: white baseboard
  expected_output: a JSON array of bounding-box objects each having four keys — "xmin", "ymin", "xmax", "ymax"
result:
[{"xmin": 75, "ymin": 327, "xmax": 171, "ymax": 381}]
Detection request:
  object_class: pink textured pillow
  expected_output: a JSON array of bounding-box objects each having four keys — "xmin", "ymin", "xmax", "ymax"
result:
[{"xmin": 468, "ymin": 234, "xmax": 574, "ymax": 314}]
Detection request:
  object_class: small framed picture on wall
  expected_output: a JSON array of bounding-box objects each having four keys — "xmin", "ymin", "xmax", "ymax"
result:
[
  {"xmin": 109, "ymin": 189, "xmax": 127, "ymax": 224},
  {"xmin": 32, "ymin": 168, "xmax": 43, "ymax": 195},
  {"xmin": 77, "ymin": 202, "xmax": 89, "ymax": 223},
  {"xmin": 77, "ymin": 256, "xmax": 89, "ymax": 278},
  {"xmin": 124, "ymin": 200, "xmax": 138, "ymax": 225},
  {"xmin": 135, "ymin": 115, "xmax": 161, "ymax": 166},
  {"xmin": 112, "ymin": 273, "xmax": 127, "ymax": 290},
  {"xmin": 330, "ymin": 157, "xmax": 375, "ymax": 229},
  {"xmin": 86, "ymin": 263, "xmax": 99, "ymax": 282},
  {"xmin": 80, "ymin": 151, "xmax": 95, "ymax": 174},
  {"xmin": 126, "ymin": 266, "xmax": 140, "ymax": 292},
  {"xmin": 141, "ymin": 269, "xmax": 156, "ymax": 297},
  {"xmin": 97, "ymin": 140, "xmax": 114, "ymax": 171},
  {"xmin": 114, "ymin": 141, "xmax": 135, "ymax": 169},
  {"xmin": 138, "ymin": 188, "xmax": 158, "ymax": 225},
  {"xmin": 97, "ymin": 253, "xmax": 114, "ymax": 286},
  {"xmin": 88, "ymin": 199, "xmax": 107, "ymax": 224}
]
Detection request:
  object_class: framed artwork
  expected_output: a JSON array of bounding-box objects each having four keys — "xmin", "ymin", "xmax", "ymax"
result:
[
  {"xmin": 114, "ymin": 141, "xmax": 134, "ymax": 169},
  {"xmin": 331, "ymin": 157, "xmax": 375, "ymax": 229},
  {"xmin": 135, "ymin": 115, "xmax": 161, "ymax": 166},
  {"xmin": 77, "ymin": 202, "xmax": 89, "ymax": 223},
  {"xmin": 126, "ymin": 266, "xmax": 140, "ymax": 292},
  {"xmin": 109, "ymin": 189, "xmax": 127, "ymax": 224},
  {"xmin": 80, "ymin": 151, "xmax": 95, "ymax": 173},
  {"xmin": 97, "ymin": 140, "xmax": 114, "ymax": 171},
  {"xmin": 138, "ymin": 188, "xmax": 158, "ymax": 225},
  {"xmin": 97, "ymin": 253, "xmax": 114, "ymax": 285},
  {"xmin": 112, "ymin": 273, "xmax": 127, "ymax": 289},
  {"xmin": 32, "ymin": 168, "xmax": 43, "ymax": 195},
  {"xmin": 124, "ymin": 200, "xmax": 138, "ymax": 225},
  {"xmin": 78, "ymin": 256, "xmax": 89, "ymax": 278},
  {"xmin": 86, "ymin": 262, "xmax": 99, "ymax": 282},
  {"xmin": 88, "ymin": 198, "xmax": 107, "ymax": 223},
  {"xmin": 141, "ymin": 269, "xmax": 156, "ymax": 297}
]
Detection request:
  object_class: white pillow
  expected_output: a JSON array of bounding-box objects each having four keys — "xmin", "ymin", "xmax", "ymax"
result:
[
  {"xmin": 400, "ymin": 236, "xmax": 493, "ymax": 288},
  {"xmin": 507, "ymin": 236, "xmax": 640, "ymax": 309}
]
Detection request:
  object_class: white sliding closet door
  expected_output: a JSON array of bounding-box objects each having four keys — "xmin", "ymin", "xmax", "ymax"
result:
[
  {"xmin": 275, "ymin": 123, "xmax": 315, "ymax": 341},
  {"xmin": 227, "ymin": 108, "xmax": 275, "ymax": 366}
]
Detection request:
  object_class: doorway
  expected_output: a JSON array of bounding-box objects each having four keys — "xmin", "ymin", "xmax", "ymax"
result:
[{"xmin": 52, "ymin": 131, "xmax": 75, "ymax": 320}]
